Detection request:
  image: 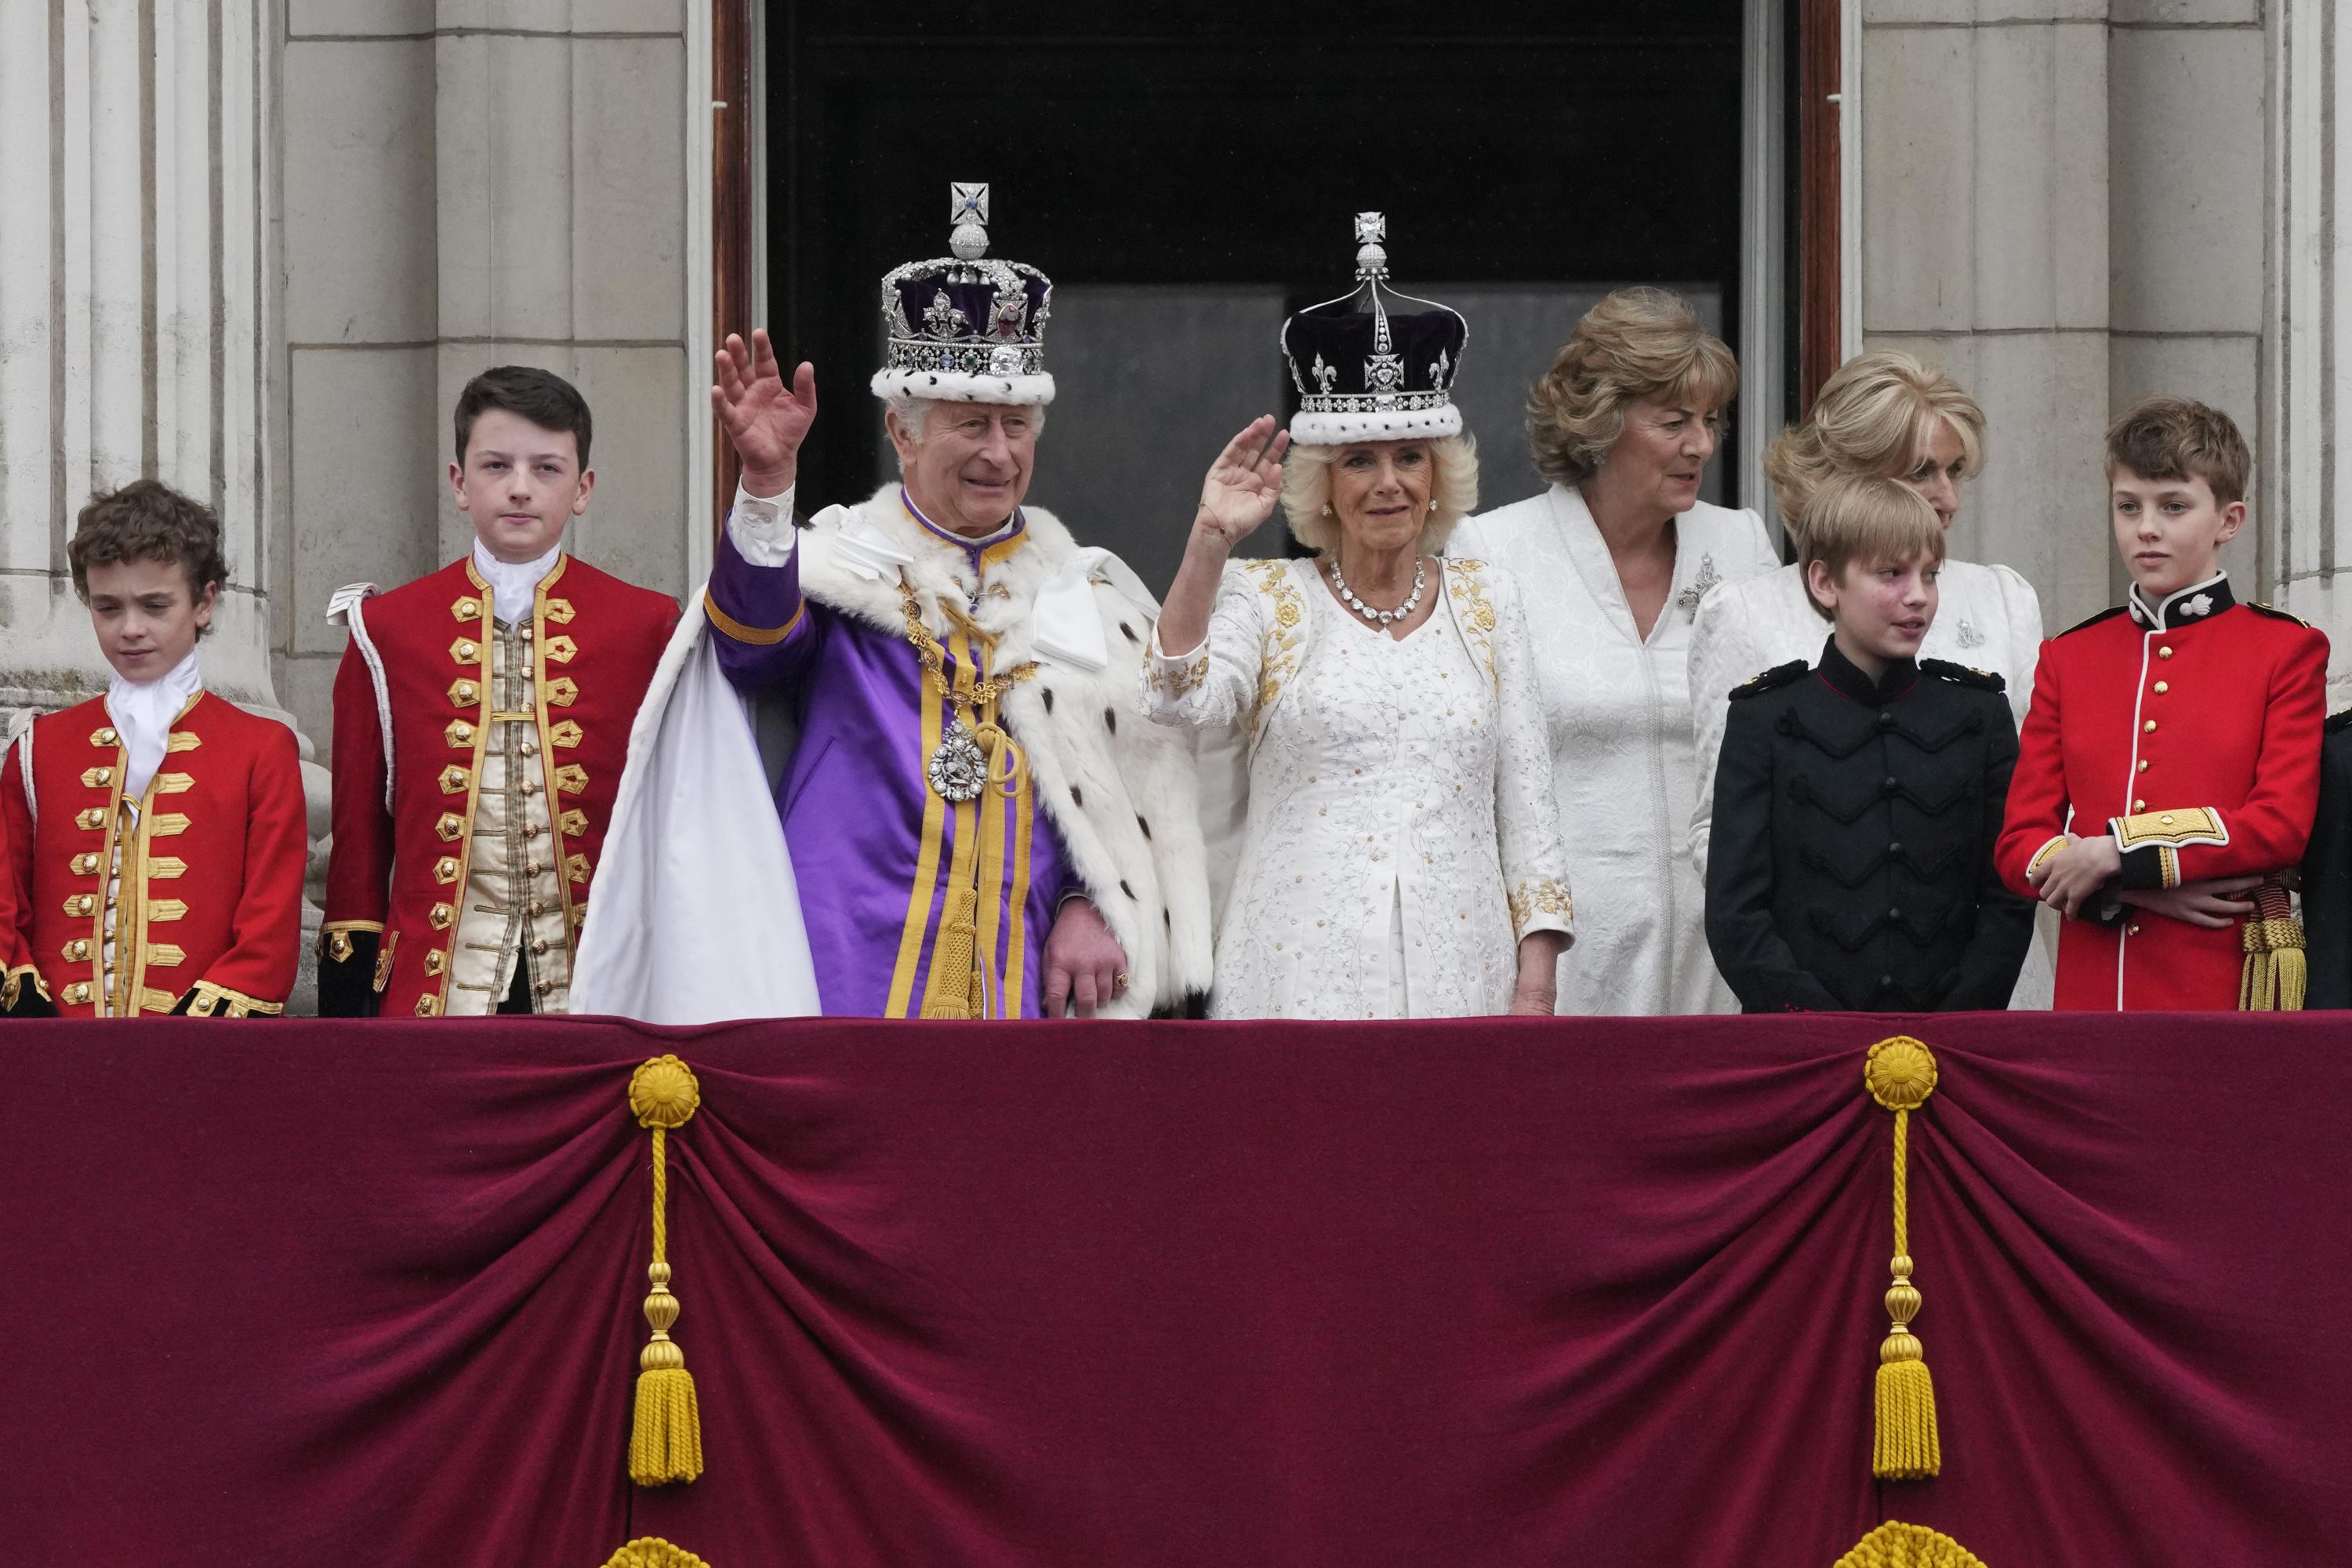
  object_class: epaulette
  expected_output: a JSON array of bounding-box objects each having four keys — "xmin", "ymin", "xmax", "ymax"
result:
[
  {"xmin": 2326, "ymin": 708, "xmax": 2352, "ymax": 736},
  {"xmin": 2057, "ymin": 604, "xmax": 2128, "ymax": 637},
  {"xmin": 2248, "ymin": 601, "xmax": 2313, "ymax": 628},
  {"xmin": 1920, "ymin": 658, "xmax": 2005, "ymax": 693},
  {"xmin": 1728, "ymin": 660, "xmax": 1808, "ymax": 701}
]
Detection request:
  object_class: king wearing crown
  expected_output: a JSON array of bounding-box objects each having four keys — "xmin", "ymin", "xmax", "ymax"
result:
[{"xmin": 577, "ymin": 187, "xmax": 1211, "ymax": 1021}]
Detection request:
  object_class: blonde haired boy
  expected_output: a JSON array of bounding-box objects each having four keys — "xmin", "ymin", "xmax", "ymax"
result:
[{"xmin": 1705, "ymin": 474, "xmax": 2034, "ymax": 1011}]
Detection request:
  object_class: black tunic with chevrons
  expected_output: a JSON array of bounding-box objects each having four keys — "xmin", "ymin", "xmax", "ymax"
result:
[
  {"xmin": 2303, "ymin": 709, "xmax": 2352, "ymax": 1010},
  {"xmin": 1704, "ymin": 637, "xmax": 2036, "ymax": 1013}
]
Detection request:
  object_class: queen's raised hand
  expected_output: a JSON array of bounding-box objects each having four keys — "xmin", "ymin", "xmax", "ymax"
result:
[{"xmin": 1192, "ymin": 415, "xmax": 1292, "ymax": 550}]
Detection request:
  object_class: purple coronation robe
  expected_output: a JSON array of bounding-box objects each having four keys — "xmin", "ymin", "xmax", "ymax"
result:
[{"xmin": 706, "ymin": 497, "xmax": 1081, "ymax": 1018}]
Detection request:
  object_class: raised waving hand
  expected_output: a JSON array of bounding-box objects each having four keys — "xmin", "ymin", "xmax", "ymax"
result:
[
  {"xmin": 1192, "ymin": 415, "xmax": 1292, "ymax": 549},
  {"xmin": 712, "ymin": 328, "xmax": 816, "ymax": 495}
]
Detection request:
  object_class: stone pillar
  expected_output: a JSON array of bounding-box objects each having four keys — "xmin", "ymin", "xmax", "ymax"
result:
[
  {"xmin": 1860, "ymin": 2, "xmax": 2303, "ymax": 658},
  {"xmin": 276, "ymin": 0, "xmax": 698, "ymax": 753},
  {"xmin": 1858, "ymin": 2, "xmax": 2117, "ymax": 630},
  {"xmin": 2267, "ymin": 0, "xmax": 2352, "ymax": 706},
  {"xmin": 0, "ymin": 1, "xmax": 331, "ymax": 1000}
]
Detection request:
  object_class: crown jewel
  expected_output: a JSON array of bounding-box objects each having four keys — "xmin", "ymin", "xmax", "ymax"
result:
[
  {"xmin": 871, "ymin": 183, "xmax": 1055, "ymax": 406},
  {"xmin": 1279, "ymin": 212, "xmax": 1468, "ymax": 445}
]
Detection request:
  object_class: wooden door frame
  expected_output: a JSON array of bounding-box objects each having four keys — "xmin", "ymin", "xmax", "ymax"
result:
[
  {"xmin": 711, "ymin": 0, "xmax": 756, "ymax": 529},
  {"xmin": 1796, "ymin": 0, "xmax": 1845, "ymax": 417}
]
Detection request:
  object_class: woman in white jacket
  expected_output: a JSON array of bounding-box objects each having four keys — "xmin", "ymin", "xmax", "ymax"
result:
[
  {"xmin": 1685, "ymin": 350, "xmax": 2053, "ymax": 1006},
  {"xmin": 1449, "ymin": 289, "xmax": 1781, "ymax": 1016}
]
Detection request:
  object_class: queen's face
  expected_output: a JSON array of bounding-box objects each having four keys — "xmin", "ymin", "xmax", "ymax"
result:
[
  {"xmin": 1603, "ymin": 395, "xmax": 1720, "ymax": 522},
  {"xmin": 1329, "ymin": 441, "xmax": 1433, "ymax": 555}
]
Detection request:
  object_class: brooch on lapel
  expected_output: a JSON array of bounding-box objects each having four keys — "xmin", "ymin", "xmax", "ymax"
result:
[{"xmin": 1676, "ymin": 553, "xmax": 1721, "ymax": 619}]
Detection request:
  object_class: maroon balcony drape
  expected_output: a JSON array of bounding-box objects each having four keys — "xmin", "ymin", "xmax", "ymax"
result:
[{"xmin": 7, "ymin": 1014, "xmax": 2348, "ymax": 1566}]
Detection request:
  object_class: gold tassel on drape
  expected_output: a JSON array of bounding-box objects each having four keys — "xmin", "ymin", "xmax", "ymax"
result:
[
  {"xmin": 628, "ymin": 1054, "xmax": 706, "ymax": 1486},
  {"xmin": 2240, "ymin": 879, "xmax": 2307, "ymax": 1011},
  {"xmin": 1831, "ymin": 1520, "xmax": 1988, "ymax": 1567},
  {"xmin": 599, "ymin": 1537, "xmax": 714, "ymax": 1568},
  {"xmin": 1864, "ymin": 1036, "xmax": 1941, "ymax": 1480}
]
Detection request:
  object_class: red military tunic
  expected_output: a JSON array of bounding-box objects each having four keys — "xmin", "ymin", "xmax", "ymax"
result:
[
  {"xmin": 321, "ymin": 554, "xmax": 674, "ymax": 1017},
  {"xmin": 0, "ymin": 693, "xmax": 306, "ymax": 1017},
  {"xmin": 1997, "ymin": 575, "xmax": 2328, "ymax": 1010}
]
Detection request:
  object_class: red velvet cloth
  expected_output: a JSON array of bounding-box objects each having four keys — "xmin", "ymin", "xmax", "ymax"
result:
[{"xmin": 7, "ymin": 1014, "xmax": 2348, "ymax": 1565}]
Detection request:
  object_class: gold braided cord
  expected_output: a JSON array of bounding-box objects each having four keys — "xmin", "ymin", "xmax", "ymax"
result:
[
  {"xmin": 1890, "ymin": 1108, "xmax": 1910, "ymax": 1261},
  {"xmin": 626, "ymin": 1057, "xmax": 704, "ymax": 1486},
  {"xmin": 1864, "ymin": 1036, "xmax": 1942, "ymax": 1481},
  {"xmin": 1831, "ymin": 1521, "xmax": 1989, "ymax": 1568},
  {"xmin": 600, "ymin": 1537, "xmax": 715, "ymax": 1568}
]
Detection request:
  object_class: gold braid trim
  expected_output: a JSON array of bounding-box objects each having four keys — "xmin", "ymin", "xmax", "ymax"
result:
[
  {"xmin": 2111, "ymin": 806, "xmax": 2228, "ymax": 851},
  {"xmin": 2, "ymin": 963, "xmax": 49, "ymax": 1011},
  {"xmin": 183, "ymin": 980, "xmax": 286, "ymax": 1018},
  {"xmin": 702, "ymin": 590, "xmax": 804, "ymax": 646}
]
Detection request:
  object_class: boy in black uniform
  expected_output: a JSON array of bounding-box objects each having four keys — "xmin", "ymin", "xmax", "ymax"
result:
[
  {"xmin": 2304, "ymin": 710, "xmax": 2352, "ymax": 1009},
  {"xmin": 1705, "ymin": 474, "xmax": 2034, "ymax": 1012}
]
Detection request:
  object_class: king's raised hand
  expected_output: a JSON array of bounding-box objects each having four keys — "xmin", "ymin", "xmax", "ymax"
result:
[
  {"xmin": 713, "ymin": 328, "xmax": 816, "ymax": 495},
  {"xmin": 1192, "ymin": 415, "xmax": 1291, "ymax": 550}
]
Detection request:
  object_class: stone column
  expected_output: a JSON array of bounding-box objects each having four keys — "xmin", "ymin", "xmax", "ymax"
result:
[
  {"xmin": 0, "ymin": 1, "xmax": 331, "ymax": 999},
  {"xmin": 2267, "ymin": 0, "xmax": 2352, "ymax": 706},
  {"xmin": 1858, "ymin": 2, "xmax": 2117, "ymax": 630},
  {"xmin": 276, "ymin": 0, "xmax": 698, "ymax": 750}
]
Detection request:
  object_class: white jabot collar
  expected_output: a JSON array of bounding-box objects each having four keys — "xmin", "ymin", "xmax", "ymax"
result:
[
  {"xmin": 107, "ymin": 648, "xmax": 204, "ymax": 800},
  {"xmin": 473, "ymin": 538, "xmax": 564, "ymax": 624}
]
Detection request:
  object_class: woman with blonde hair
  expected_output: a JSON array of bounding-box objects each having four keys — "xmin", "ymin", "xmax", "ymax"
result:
[
  {"xmin": 1145, "ymin": 219, "xmax": 1572, "ymax": 1019},
  {"xmin": 1686, "ymin": 351, "xmax": 2042, "ymax": 880},
  {"xmin": 1685, "ymin": 350, "xmax": 2053, "ymax": 1007},
  {"xmin": 1448, "ymin": 287, "xmax": 1780, "ymax": 1016}
]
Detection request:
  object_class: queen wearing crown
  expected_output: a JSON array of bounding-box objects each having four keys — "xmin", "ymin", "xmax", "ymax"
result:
[{"xmin": 1143, "ymin": 216, "xmax": 1573, "ymax": 1020}]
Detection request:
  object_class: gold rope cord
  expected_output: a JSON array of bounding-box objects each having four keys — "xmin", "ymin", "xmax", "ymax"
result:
[
  {"xmin": 1865, "ymin": 1036, "xmax": 1942, "ymax": 1480},
  {"xmin": 628, "ymin": 1055, "xmax": 705, "ymax": 1485}
]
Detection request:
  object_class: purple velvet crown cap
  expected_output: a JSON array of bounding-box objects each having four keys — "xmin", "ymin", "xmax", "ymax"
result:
[
  {"xmin": 1280, "ymin": 212, "xmax": 1467, "ymax": 445},
  {"xmin": 871, "ymin": 182, "xmax": 1055, "ymax": 407}
]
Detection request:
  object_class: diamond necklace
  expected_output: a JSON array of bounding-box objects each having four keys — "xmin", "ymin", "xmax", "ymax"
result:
[{"xmin": 1326, "ymin": 555, "xmax": 1425, "ymax": 626}]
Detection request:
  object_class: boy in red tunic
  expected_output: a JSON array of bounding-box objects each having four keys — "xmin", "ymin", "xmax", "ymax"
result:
[
  {"xmin": 0, "ymin": 481, "xmax": 307, "ymax": 1018},
  {"xmin": 319, "ymin": 366, "xmax": 676, "ymax": 1018},
  {"xmin": 1997, "ymin": 398, "xmax": 2329, "ymax": 1010}
]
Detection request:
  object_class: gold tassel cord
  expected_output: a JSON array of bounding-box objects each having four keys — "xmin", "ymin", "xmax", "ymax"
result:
[
  {"xmin": 2240, "ymin": 880, "xmax": 2307, "ymax": 1011},
  {"xmin": 599, "ymin": 1537, "xmax": 715, "ymax": 1568},
  {"xmin": 1865, "ymin": 1036, "xmax": 1942, "ymax": 1481},
  {"xmin": 628, "ymin": 1055, "xmax": 706, "ymax": 1486},
  {"xmin": 1831, "ymin": 1520, "xmax": 1989, "ymax": 1567}
]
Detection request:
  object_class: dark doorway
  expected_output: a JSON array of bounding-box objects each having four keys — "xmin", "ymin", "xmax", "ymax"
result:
[{"xmin": 766, "ymin": 1, "xmax": 1749, "ymax": 589}]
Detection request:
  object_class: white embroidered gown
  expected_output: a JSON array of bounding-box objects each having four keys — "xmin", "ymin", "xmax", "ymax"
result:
[
  {"xmin": 1450, "ymin": 485, "xmax": 1783, "ymax": 1015},
  {"xmin": 1144, "ymin": 556, "xmax": 1573, "ymax": 1020}
]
